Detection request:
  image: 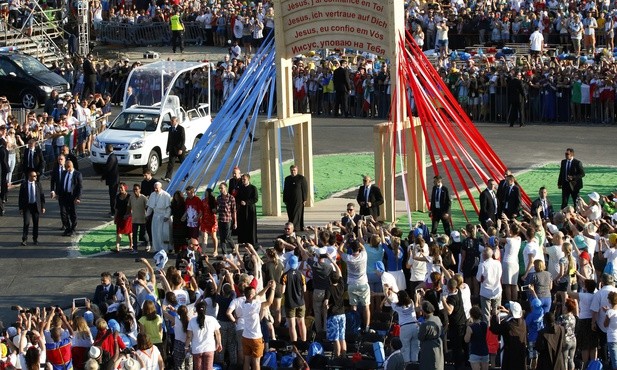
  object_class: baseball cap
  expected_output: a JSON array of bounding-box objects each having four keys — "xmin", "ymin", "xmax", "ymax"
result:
[
  {"xmin": 450, "ymin": 231, "xmax": 461, "ymax": 242},
  {"xmin": 574, "ymin": 235, "xmax": 588, "ymax": 249},
  {"xmin": 83, "ymin": 311, "xmax": 94, "ymax": 325}
]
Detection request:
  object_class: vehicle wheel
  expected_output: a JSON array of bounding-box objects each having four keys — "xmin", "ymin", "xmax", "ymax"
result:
[
  {"xmin": 92, "ymin": 163, "xmax": 104, "ymax": 175},
  {"xmin": 145, "ymin": 150, "xmax": 160, "ymax": 175},
  {"xmin": 21, "ymin": 91, "xmax": 37, "ymax": 109},
  {"xmin": 192, "ymin": 136, "xmax": 201, "ymax": 150}
]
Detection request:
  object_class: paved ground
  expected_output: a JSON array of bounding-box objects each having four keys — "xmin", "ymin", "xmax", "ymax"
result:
[{"xmin": 0, "ymin": 43, "xmax": 615, "ymax": 323}]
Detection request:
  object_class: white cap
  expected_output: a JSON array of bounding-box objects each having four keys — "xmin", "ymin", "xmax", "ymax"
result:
[
  {"xmin": 450, "ymin": 231, "xmax": 461, "ymax": 242},
  {"xmin": 509, "ymin": 301, "xmax": 523, "ymax": 319},
  {"xmin": 546, "ymin": 223, "xmax": 559, "ymax": 235}
]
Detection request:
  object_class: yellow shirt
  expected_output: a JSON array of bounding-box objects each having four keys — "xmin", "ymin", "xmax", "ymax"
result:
[{"xmin": 138, "ymin": 315, "xmax": 163, "ymax": 344}]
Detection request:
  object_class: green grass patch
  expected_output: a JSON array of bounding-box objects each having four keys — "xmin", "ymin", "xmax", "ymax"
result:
[
  {"xmin": 397, "ymin": 164, "xmax": 617, "ymax": 234},
  {"xmin": 78, "ymin": 159, "xmax": 617, "ymax": 255}
]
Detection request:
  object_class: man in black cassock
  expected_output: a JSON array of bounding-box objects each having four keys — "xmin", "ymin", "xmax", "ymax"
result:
[
  {"xmin": 236, "ymin": 173, "xmax": 258, "ymax": 245},
  {"xmin": 283, "ymin": 165, "xmax": 308, "ymax": 231}
]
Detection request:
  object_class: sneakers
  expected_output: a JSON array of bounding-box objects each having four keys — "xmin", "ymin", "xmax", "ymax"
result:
[{"xmin": 130, "ymin": 249, "xmax": 138, "ymax": 254}]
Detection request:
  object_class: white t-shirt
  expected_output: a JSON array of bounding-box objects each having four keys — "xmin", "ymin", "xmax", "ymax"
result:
[
  {"xmin": 588, "ymin": 204, "xmax": 602, "ymax": 221},
  {"xmin": 606, "ymin": 309, "xmax": 617, "ymax": 342},
  {"xmin": 172, "ymin": 289, "xmax": 190, "ymax": 306},
  {"xmin": 381, "ymin": 271, "xmax": 399, "ymax": 305},
  {"xmin": 241, "ymin": 300, "xmax": 263, "ymax": 339},
  {"xmin": 605, "ymin": 248, "xmax": 617, "ymax": 267},
  {"xmin": 391, "ymin": 304, "xmax": 417, "ymax": 325},
  {"xmin": 187, "ymin": 315, "xmax": 221, "ymax": 354},
  {"xmin": 136, "ymin": 345, "xmax": 161, "ymax": 370},
  {"xmin": 477, "ymin": 258, "xmax": 503, "ymax": 299},
  {"xmin": 586, "ymin": 234, "xmax": 598, "ymax": 257},
  {"xmin": 173, "ymin": 315, "xmax": 189, "ymax": 342},
  {"xmin": 228, "ymin": 296, "xmax": 247, "ymax": 331},
  {"xmin": 408, "ymin": 244, "xmax": 429, "ymax": 282},
  {"xmin": 529, "ymin": 31, "xmax": 544, "ymax": 51},
  {"xmin": 591, "ymin": 285, "xmax": 617, "ymax": 333},
  {"xmin": 545, "ymin": 245, "xmax": 565, "ymax": 279},
  {"xmin": 523, "ymin": 240, "xmax": 544, "ymax": 273},
  {"xmin": 579, "ymin": 291, "xmax": 596, "ymax": 319},
  {"xmin": 424, "ymin": 255, "xmax": 442, "ymax": 282},
  {"xmin": 503, "ymin": 237, "xmax": 521, "ymax": 264},
  {"xmin": 341, "ymin": 250, "xmax": 368, "ymax": 285}
]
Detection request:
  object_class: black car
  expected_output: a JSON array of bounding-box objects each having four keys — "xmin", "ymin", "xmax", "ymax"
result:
[{"xmin": 0, "ymin": 52, "xmax": 70, "ymax": 109}]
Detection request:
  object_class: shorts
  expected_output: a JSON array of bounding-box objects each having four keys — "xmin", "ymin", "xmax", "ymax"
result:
[
  {"xmin": 529, "ymin": 49, "xmax": 541, "ymax": 56},
  {"xmin": 285, "ymin": 305, "xmax": 306, "ymax": 318},
  {"xmin": 242, "ymin": 35, "xmax": 252, "ymax": 44},
  {"xmin": 274, "ymin": 285, "xmax": 283, "ymax": 299},
  {"xmin": 241, "ymin": 337, "xmax": 264, "ymax": 358},
  {"xmin": 216, "ymin": 26, "xmax": 226, "ymax": 35},
  {"xmin": 78, "ymin": 126, "xmax": 87, "ymax": 143},
  {"xmin": 469, "ymin": 354, "xmax": 489, "ymax": 363},
  {"xmin": 326, "ymin": 314, "xmax": 346, "ymax": 341},
  {"xmin": 437, "ymin": 39, "xmax": 448, "ymax": 48},
  {"xmin": 348, "ymin": 283, "xmax": 370, "ymax": 306}
]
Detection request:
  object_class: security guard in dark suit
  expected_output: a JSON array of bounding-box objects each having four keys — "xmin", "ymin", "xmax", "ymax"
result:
[{"xmin": 164, "ymin": 116, "xmax": 186, "ymax": 181}]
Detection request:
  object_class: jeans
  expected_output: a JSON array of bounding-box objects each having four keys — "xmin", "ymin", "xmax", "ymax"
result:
[
  {"xmin": 400, "ymin": 322, "xmax": 420, "ymax": 362},
  {"xmin": 480, "ymin": 295, "xmax": 501, "ymax": 324},
  {"xmin": 132, "ymin": 223, "xmax": 146, "ymax": 249},
  {"xmin": 173, "ymin": 339, "xmax": 192, "ymax": 370},
  {"xmin": 7, "ymin": 152, "xmax": 15, "ymax": 184},
  {"xmin": 44, "ymin": 143, "xmax": 55, "ymax": 164},
  {"xmin": 216, "ymin": 321, "xmax": 237, "ymax": 365},
  {"xmin": 217, "ymin": 220, "xmax": 233, "ymax": 255},
  {"xmin": 313, "ymin": 289, "xmax": 326, "ymax": 333},
  {"xmin": 539, "ymin": 296, "xmax": 552, "ymax": 313},
  {"xmin": 609, "ymin": 341, "xmax": 617, "ymax": 370}
]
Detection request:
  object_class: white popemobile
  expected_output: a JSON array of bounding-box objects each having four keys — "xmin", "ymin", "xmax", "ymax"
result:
[{"xmin": 90, "ymin": 61, "xmax": 212, "ymax": 175}]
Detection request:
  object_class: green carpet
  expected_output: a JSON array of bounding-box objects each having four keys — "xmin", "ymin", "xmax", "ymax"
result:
[
  {"xmin": 78, "ymin": 158, "xmax": 617, "ymax": 255},
  {"xmin": 399, "ymin": 163, "xmax": 617, "ymax": 234}
]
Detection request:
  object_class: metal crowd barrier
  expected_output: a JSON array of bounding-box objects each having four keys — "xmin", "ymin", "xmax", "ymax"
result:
[{"xmin": 99, "ymin": 21, "xmax": 205, "ymax": 46}]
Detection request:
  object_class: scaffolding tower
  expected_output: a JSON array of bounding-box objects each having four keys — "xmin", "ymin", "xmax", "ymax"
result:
[{"xmin": 76, "ymin": 0, "xmax": 89, "ymax": 56}]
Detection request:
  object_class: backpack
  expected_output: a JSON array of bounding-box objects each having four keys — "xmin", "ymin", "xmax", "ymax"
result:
[
  {"xmin": 261, "ymin": 351, "xmax": 277, "ymax": 369},
  {"xmin": 307, "ymin": 342, "xmax": 323, "ymax": 362},
  {"xmin": 587, "ymin": 359, "xmax": 603, "ymax": 370}
]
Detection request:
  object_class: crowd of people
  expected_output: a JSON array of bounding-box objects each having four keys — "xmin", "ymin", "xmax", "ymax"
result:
[
  {"xmin": 3, "ymin": 140, "xmax": 617, "ymax": 370},
  {"xmin": 3, "ymin": 1, "xmax": 617, "ymax": 369}
]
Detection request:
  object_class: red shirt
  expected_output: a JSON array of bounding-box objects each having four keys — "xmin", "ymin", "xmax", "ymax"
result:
[{"xmin": 94, "ymin": 329, "xmax": 126, "ymax": 357}]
